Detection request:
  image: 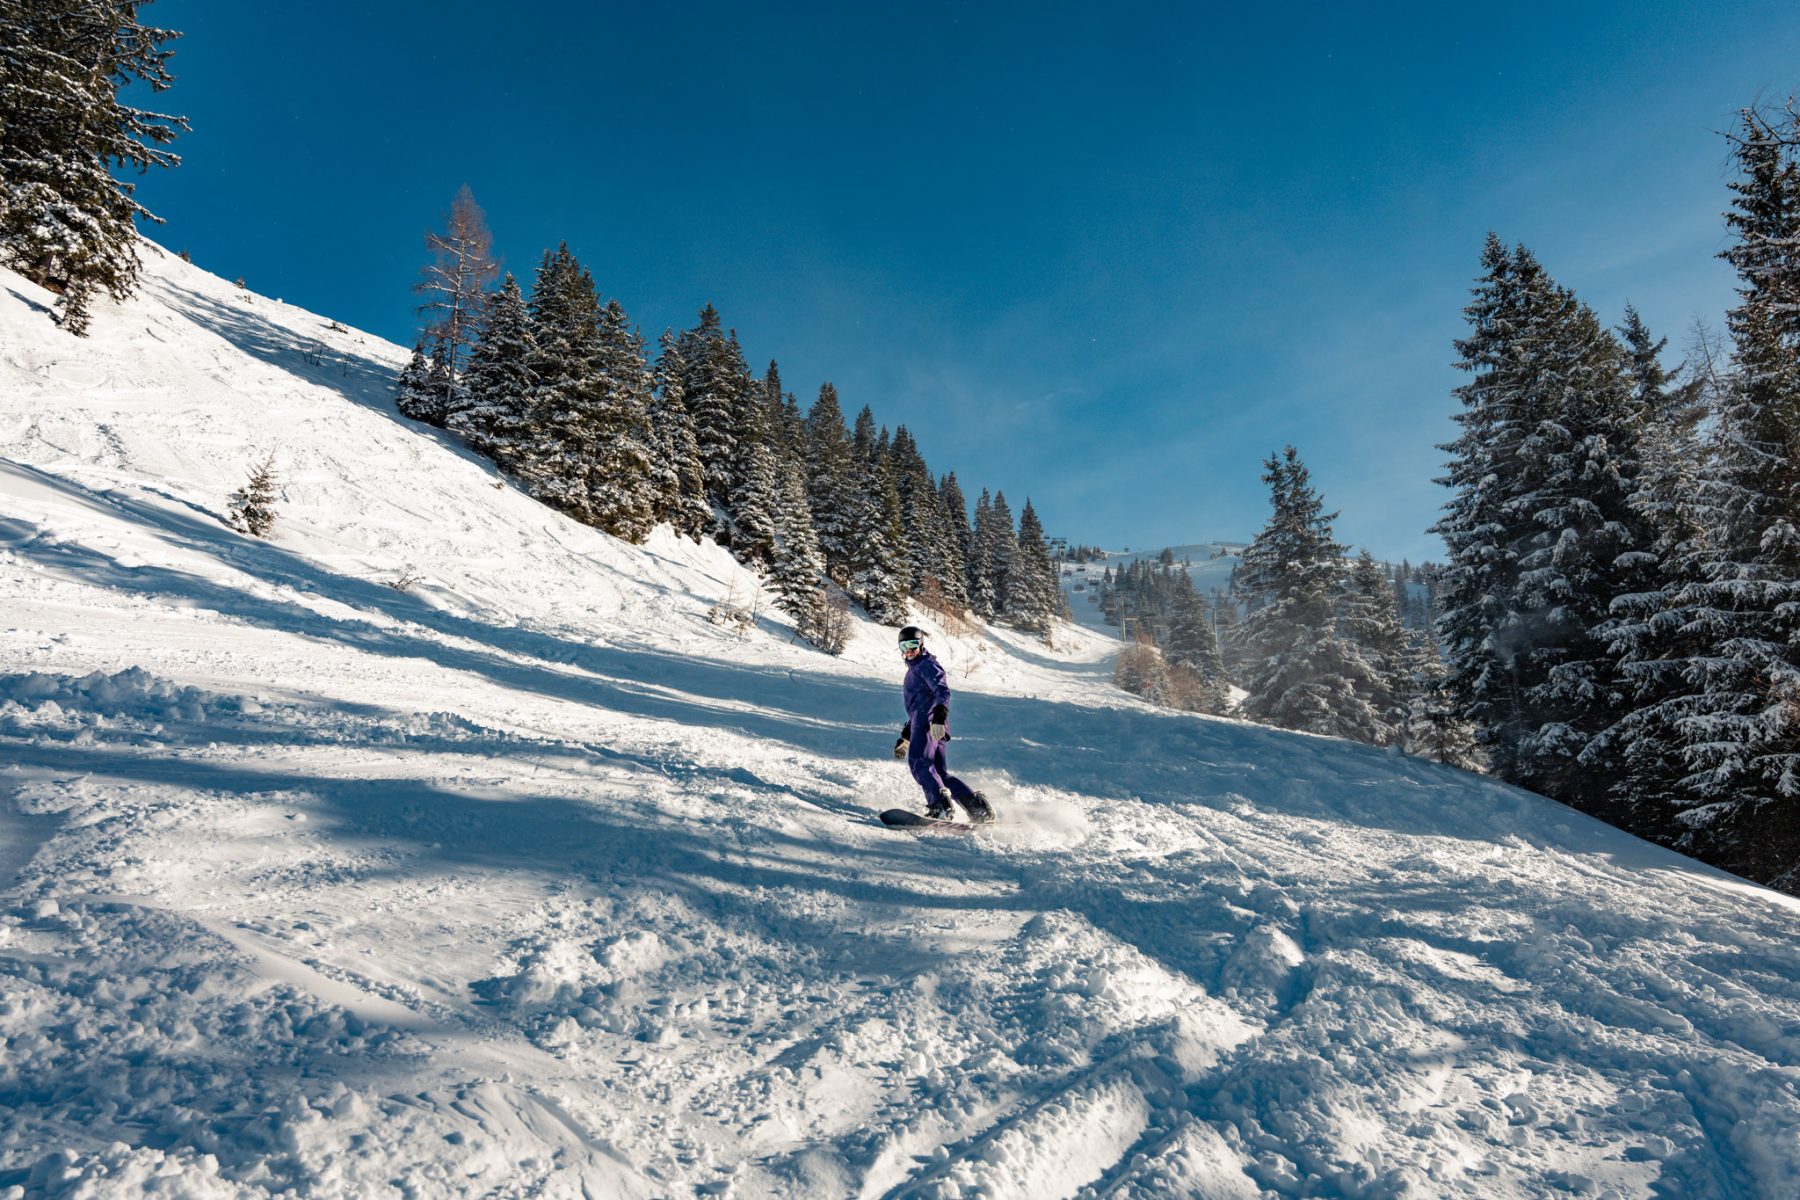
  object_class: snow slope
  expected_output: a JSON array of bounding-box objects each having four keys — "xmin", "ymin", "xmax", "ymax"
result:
[
  {"xmin": 1059, "ymin": 546, "xmax": 1243, "ymax": 639},
  {"xmin": 4, "ymin": 248, "xmax": 1800, "ymax": 1198}
]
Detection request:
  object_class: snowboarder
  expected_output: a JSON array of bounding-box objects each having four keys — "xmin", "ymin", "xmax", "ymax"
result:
[{"xmin": 892, "ymin": 625, "xmax": 994, "ymax": 823}]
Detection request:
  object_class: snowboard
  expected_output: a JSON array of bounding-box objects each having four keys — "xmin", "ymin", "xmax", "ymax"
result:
[
  {"xmin": 879, "ymin": 797, "xmax": 996, "ymax": 833},
  {"xmin": 880, "ymin": 809, "xmax": 977, "ymax": 834}
]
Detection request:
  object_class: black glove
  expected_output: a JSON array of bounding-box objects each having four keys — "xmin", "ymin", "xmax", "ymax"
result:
[
  {"xmin": 893, "ymin": 724, "xmax": 909, "ymax": 759},
  {"xmin": 929, "ymin": 704, "xmax": 949, "ymax": 742}
]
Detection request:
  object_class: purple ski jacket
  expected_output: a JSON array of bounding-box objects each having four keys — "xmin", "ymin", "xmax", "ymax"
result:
[{"xmin": 903, "ymin": 649, "xmax": 951, "ymax": 730}]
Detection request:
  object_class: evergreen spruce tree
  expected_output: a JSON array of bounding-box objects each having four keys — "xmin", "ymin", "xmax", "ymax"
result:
[
  {"xmin": 521, "ymin": 244, "xmax": 605, "ymax": 520},
  {"xmin": 770, "ymin": 469, "xmax": 828, "ymax": 641},
  {"xmin": 889, "ymin": 427, "xmax": 932, "ymax": 592},
  {"xmin": 226, "ymin": 453, "xmax": 280, "ymax": 538},
  {"xmin": 1609, "ymin": 105, "xmax": 1800, "ymax": 884},
  {"xmin": 846, "ymin": 452, "xmax": 909, "ymax": 624},
  {"xmin": 802, "ymin": 383, "xmax": 856, "ymax": 581},
  {"xmin": 1232, "ymin": 447, "xmax": 1384, "ymax": 741},
  {"xmin": 1164, "ymin": 574, "xmax": 1229, "ymax": 711},
  {"xmin": 1434, "ymin": 235, "xmax": 1655, "ymax": 809},
  {"xmin": 650, "ymin": 330, "xmax": 710, "ymax": 539},
  {"xmin": 675, "ymin": 305, "xmax": 737, "ymax": 519},
  {"xmin": 1595, "ymin": 307, "xmax": 1708, "ymax": 828},
  {"xmin": 415, "ymin": 335, "xmax": 461, "ymax": 428},
  {"xmin": 1401, "ymin": 626, "xmax": 1483, "ymax": 770},
  {"xmin": 889, "ymin": 428, "xmax": 963, "ymax": 602},
  {"xmin": 981, "ymin": 491, "xmax": 1021, "ymax": 620},
  {"xmin": 1007, "ymin": 499, "xmax": 1060, "ymax": 637},
  {"xmin": 1339, "ymin": 549, "xmax": 1411, "ymax": 742},
  {"xmin": 969, "ymin": 489, "xmax": 997, "ymax": 618},
  {"xmin": 453, "ymin": 275, "xmax": 538, "ymax": 473},
  {"xmin": 394, "ymin": 342, "xmax": 435, "ymax": 424},
  {"xmin": 938, "ymin": 472, "xmax": 975, "ymax": 609},
  {"xmin": 727, "ymin": 359, "xmax": 781, "ymax": 567},
  {"xmin": 585, "ymin": 298, "xmax": 658, "ymax": 542},
  {"xmin": 0, "ymin": 0, "xmax": 187, "ymax": 334}
]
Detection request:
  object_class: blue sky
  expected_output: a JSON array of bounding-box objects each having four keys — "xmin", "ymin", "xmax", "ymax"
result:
[{"xmin": 135, "ymin": 1, "xmax": 1800, "ymax": 562}]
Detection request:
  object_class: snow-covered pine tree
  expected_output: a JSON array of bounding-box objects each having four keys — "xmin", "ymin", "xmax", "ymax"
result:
[
  {"xmin": 1007, "ymin": 499, "xmax": 1060, "ymax": 638},
  {"xmin": 1434, "ymin": 236, "xmax": 1655, "ymax": 810},
  {"xmin": 770, "ymin": 468, "xmax": 828, "ymax": 643},
  {"xmin": 802, "ymin": 384, "xmax": 856, "ymax": 581},
  {"xmin": 226, "ymin": 453, "xmax": 280, "ymax": 538},
  {"xmin": 1595, "ymin": 307, "xmax": 1710, "ymax": 830},
  {"xmin": 521, "ymin": 244, "xmax": 605, "ymax": 521},
  {"xmin": 1233, "ymin": 446, "xmax": 1384, "ymax": 741},
  {"xmin": 452, "ymin": 274, "xmax": 538, "ymax": 474},
  {"xmin": 761, "ymin": 361, "xmax": 800, "ymax": 458},
  {"xmin": 845, "ymin": 452, "xmax": 909, "ymax": 624},
  {"xmin": 1400, "ymin": 625, "xmax": 1483, "ymax": 770},
  {"xmin": 888, "ymin": 427, "xmax": 931, "ymax": 592},
  {"xmin": 584, "ymin": 298, "xmax": 658, "ymax": 542},
  {"xmin": 1339, "ymin": 549, "xmax": 1411, "ymax": 742},
  {"xmin": 675, "ymin": 305, "xmax": 737, "ymax": 520},
  {"xmin": 412, "ymin": 185, "xmax": 498, "ymax": 422},
  {"xmin": 650, "ymin": 330, "xmax": 709, "ymax": 540},
  {"xmin": 1164, "ymin": 573, "xmax": 1229, "ymax": 712},
  {"xmin": 968, "ymin": 490, "xmax": 997, "ymax": 618},
  {"xmin": 727, "ymin": 360, "xmax": 781, "ymax": 567},
  {"xmin": 414, "ymin": 336, "xmax": 461, "ymax": 428},
  {"xmin": 980, "ymin": 491, "xmax": 1021, "ymax": 620},
  {"xmin": 937, "ymin": 472, "xmax": 974, "ymax": 609},
  {"xmin": 394, "ymin": 342, "xmax": 435, "ymax": 424},
  {"xmin": 1613, "ymin": 105, "xmax": 1800, "ymax": 884},
  {"xmin": 1433, "ymin": 236, "xmax": 1558, "ymax": 783},
  {"xmin": 1512, "ymin": 283, "xmax": 1655, "ymax": 813},
  {"xmin": 0, "ymin": 0, "xmax": 186, "ymax": 334}
]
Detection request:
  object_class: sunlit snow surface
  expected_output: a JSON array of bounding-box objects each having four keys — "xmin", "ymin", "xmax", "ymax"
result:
[{"xmin": 3, "ymin": 247, "xmax": 1800, "ymax": 1198}]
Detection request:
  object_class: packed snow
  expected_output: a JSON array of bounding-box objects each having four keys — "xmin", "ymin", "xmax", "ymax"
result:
[{"xmin": 3, "ymin": 247, "xmax": 1800, "ymax": 1198}]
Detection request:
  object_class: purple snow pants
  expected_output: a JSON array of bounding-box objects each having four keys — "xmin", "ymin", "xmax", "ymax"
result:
[{"xmin": 906, "ymin": 720, "xmax": 976, "ymax": 805}]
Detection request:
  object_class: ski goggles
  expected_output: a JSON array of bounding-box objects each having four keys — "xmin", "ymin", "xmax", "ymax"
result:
[{"xmin": 898, "ymin": 638, "xmax": 922, "ymax": 654}]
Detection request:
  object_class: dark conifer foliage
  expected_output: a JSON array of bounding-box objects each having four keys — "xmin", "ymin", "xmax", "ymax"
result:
[
  {"xmin": 394, "ymin": 343, "xmax": 435, "ymax": 425},
  {"xmin": 1233, "ymin": 447, "xmax": 1384, "ymax": 741},
  {"xmin": 977, "ymin": 491, "xmax": 1020, "ymax": 620},
  {"xmin": 453, "ymin": 274, "xmax": 538, "ymax": 473},
  {"xmin": 1602, "ymin": 105, "xmax": 1800, "ymax": 884},
  {"xmin": 393, "ymin": 221, "xmax": 1069, "ymax": 644},
  {"xmin": 846, "ymin": 446, "xmax": 909, "ymax": 624},
  {"xmin": 650, "ymin": 330, "xmax": 710, "ymax": 540},
  {"xmin": 675, "ymin": 305, "xmax": 738, "ymax": 521},
  {"xmin": 938, "ymin": 473, "xmax": 974, "ymax": 608},
  {"xmin": 1008, "ymin": 499, "xmax": 1061, "ymax": 637},
  {"xmin": 0, "ymin": 0, "xmax": 187, "ymax": 334},
  {"xmin": 802, "ymin": 383, "xmax": 857, "ymax": 581},
  {"xmin": 226, "ymin": 453, "xmax": 280, "ymax": 538},
  {"xmin": 586, "ymin": 298, "xmax": 658, "ymax": 541},
  {"xmin": 727, "ymin": 359, "xmax": 781, "ymax": 568},
  {"xmin": 1433, "ymin": 236, "xmax": 1655, "ymax": 809},
  {"xmin": 1340, "ymin": 549, "xmax": 1411, "ymax": 740},
  {"xmin": 521, "ymin": 244, "xmax": 605, "ymax": 519}
]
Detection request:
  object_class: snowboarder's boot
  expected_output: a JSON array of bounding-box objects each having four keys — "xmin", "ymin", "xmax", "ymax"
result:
[
  {"xmin": 925, "ymin": 788, "xmax": 957, "ymax": 822},
  {"xmin": 962, "ymin": 791, "xmax": 996, "ymax": 824}
]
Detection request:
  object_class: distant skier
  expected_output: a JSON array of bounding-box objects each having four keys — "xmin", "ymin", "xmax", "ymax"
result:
[{"xmin": 892, "ymin": 625, "xmax": 994, "ymax": 823}]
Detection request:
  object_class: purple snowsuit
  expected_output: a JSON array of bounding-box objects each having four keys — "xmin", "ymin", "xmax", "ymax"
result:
[{"xmin": 902, "ymin": 649, "xmax": 977, "ymax": 805}]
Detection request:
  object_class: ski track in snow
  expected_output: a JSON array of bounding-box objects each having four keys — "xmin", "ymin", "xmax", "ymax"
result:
[{"xmin": 2, "ymin": 248, "xmax": 1800, "ymax": 1198}]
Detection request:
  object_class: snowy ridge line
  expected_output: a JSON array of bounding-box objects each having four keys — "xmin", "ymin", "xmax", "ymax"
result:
[{"xmin": 4, "ymin": 247, "xmax": 1800, "ymax": 1197}]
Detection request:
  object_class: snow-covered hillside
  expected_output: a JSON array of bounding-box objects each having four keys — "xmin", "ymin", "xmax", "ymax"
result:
[
  {"xmin": 1060, "ymin": 545, "xmax": 1243, "ymax": 638},
  {"xmin": 4, "ymin": 248, "xmax": 1800, "ymax": 1199}
]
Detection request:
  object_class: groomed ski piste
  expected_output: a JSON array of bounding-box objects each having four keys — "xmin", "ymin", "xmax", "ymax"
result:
[{"xmin": 3, "ymin": 246, "xmax": 1800, "ymax": 1200}]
